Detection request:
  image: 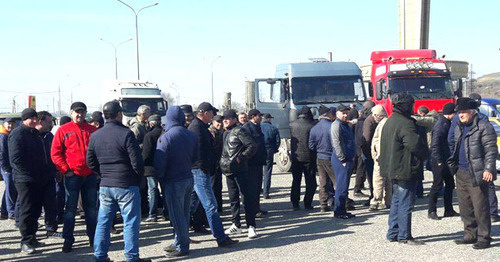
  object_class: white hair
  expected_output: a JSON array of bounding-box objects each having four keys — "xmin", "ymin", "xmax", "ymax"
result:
[{"xmin": 137, "ymin": 105, "xmax": 151, "ymax": 115}]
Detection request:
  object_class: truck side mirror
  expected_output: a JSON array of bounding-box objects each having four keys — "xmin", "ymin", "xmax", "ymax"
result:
[
  {"xmin": 376, "ymin": 82, "xmax": 383, "ymax": 100},
  {"xmin": 368, "ymin": 82, "xmax": 373, "ymax": 98}
]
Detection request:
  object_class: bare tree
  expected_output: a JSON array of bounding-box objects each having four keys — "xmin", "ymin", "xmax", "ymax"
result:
[{"xmin": 161, "ymin": 92, "xmax": 176, "ymax": 106}]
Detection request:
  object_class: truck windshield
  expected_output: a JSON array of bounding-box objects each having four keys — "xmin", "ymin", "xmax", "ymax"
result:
[
  {"xmin": 121, "ymin": 98, "xmax": 166, "ymax": 117},
  {"xmin": 291, "ymin": 76, "xmax": 365, "ymax": 105},
  {"xmin": 388, "ymin": 77, "xmax": 453, "ymax": 99},
  {"xmin": 121, "ymin": 88, "xmax": 161, "ymax": 95}
]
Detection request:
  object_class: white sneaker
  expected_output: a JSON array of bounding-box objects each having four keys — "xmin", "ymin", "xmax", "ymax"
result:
[
  {"xmin": 224, "ymin": 224, "xmax": 242, "ymax": 235},
  {"xmin": 248, "ymin": 226, "xmax": 258, "ymax": 239}
]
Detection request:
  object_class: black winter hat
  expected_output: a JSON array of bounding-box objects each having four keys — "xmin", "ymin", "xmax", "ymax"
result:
[
  {"xmin": 469, "ymin": 93, "xmax": 482, "ymax": 103},
  {"xmin": 318, "ymin": 105, "xmax": 330, "ymax": 116},
  {"xmin": 391, "ymin": 93, "xmax": 415, "ymax": 106},
  {"xmin": 442, "ymin": 103, "xmax": 455, "ymax": 115},
  {"xmin": 180, "ymin": 104, "xmax": 193, "ymax": 115},
  {"xmin": 455, "ymin": 98, "xmax": 478, "ymax": 111},
  {"xmin": 21, "ymin": 108, "xmax": 37, "ymax": 121}
]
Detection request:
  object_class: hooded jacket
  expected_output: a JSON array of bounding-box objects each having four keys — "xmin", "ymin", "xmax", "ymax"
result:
[
  {"xmin": 86, "ymin": 119, "xmax": 144, "ymax": 188},
  {"xmin": 154, "ymin": 106, "xmax": 199, "ymax": 183},
  {"xmin": 308, "ymin": 116, "xmax": 334, "ymax": 160},
  {"xmin": 51, "ymin": 121, "xmax": 97, "ymax": 177}
]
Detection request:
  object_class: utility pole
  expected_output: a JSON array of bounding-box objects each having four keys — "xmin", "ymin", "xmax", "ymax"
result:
[{"xmin": 58, "ymin": 85, "xmax": 61, "ymax": 115}]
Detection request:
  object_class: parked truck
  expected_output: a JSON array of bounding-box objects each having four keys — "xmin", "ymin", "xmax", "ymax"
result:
[
  {"xmin": 367, "ymin": 49, "xmax": 456, "ymax": 115},
  {"xmin": 102, "ymin": 80, "xmax": 168, "ymax": 126},
  {"xmin": 246, "ymin": 60, "xmax": 366, "ymax": 171}
]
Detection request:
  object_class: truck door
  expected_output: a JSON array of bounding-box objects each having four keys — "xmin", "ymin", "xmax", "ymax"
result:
[{"xmin": 254, "ymin": 78, "xmax": 289, "ymax": 136}]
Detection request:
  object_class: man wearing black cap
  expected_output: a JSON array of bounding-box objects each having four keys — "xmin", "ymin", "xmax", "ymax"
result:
[
  {"xmin": 448, "ymin": 97, "xmax": 497, "ymax": 249},
  {"xmin": 209, "ymin": 114, "xmax": 225, "ymax": 212},
  {"xmin": 427, "ymin": 103, "xmax": 459, "ymax": 220},
  {"xmin": 260, "ymin": 113, "xmax": 280, "ymax": 199},
  {"xmin": 309, "ymin": 106, "xmax": 336, "ymax": 212},
  {"xmin": 380, "ymin": 93, "xmax": 428, "ymax": 244},
  {"xmin": 242, "ymin": 109, "xmax": 268, "ymax": 216},
  {"xmin": 221, "ymin": 109, "xmax": 258, "ymax": 238},
  {"xmin": 8, "ymin": 108, "xmax": 46, "ymax": 254},
  {"xmin": 51, "ymin": 101, "xmax": 98, "ymax": 252},
  {"xmin": 89, "ymin": 111, "xmax": 105, "ymax": 129},
  {"xmin": 142, "ymin": 115, "xmax": 163, "ymax": 222},
  {"xmin": 0, "ymin": 117, "xmax": 17, "ymax": 221},
  {"xmin": 289, "ymin": 106, "xmax": 317, "ymax": 211},
  {"xmin": 180, "ymin": 104, "xmax": 194, "ymax": 127},
  {"xmin": 189, "ymin": 102, "xmax": 237, "ymax": 247},
  {"xmin": 330, "ymin": 104, "xmax": 356, "ymax": 219},
  {"xmin": 448, "ymin": 93, "xmax": 500, "ymax": 222}
]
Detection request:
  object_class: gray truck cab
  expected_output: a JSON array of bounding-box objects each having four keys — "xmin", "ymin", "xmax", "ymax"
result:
[{"xmin": 246, "ymin": 61, "xmax": 366, "ymax": 171}]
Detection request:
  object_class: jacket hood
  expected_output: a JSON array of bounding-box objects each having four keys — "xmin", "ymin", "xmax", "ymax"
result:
[{"xmin": 165, "ymin": 106, "xmax": 185, "ymax": 132}]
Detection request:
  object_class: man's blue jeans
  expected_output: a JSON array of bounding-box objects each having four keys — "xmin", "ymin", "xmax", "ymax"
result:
[
  {"xmin": 63, "ymin": 174, "xmax": 98, "ymax": 245},
  {"xmin": 146, "ymin": 177, "xmax": 159, "ymax": 218},
  {"xmin": 191, "ymin": 169, "xmax": 228, "ymax": 243},
  {"xmin": 331, "ymin": 155, "xmax": 353, "ymax": 215},
  {"xmin": 387, "ymin": 179, "xmax": 417, "ymax": 241},
  {"xmin": 1, "ymin": 169, "xmax": 17, "ymax": 218},
  {"xmin": 163, "ymin": 177, "xmax": 193, "ymax": 253},
  {"xmin": 94, "ymin": 186, "xmax": 141, "ymax": 261}
]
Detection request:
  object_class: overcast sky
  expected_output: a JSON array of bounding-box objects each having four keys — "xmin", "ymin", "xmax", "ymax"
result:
[{"xmin": 1, "ymin": 0, "xmax": 499, "ymax": 113}]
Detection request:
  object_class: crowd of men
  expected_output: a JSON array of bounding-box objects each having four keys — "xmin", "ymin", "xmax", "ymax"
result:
[{"xmin": 0, "ymin": 92, "xmax": 498, "ymax": 261}]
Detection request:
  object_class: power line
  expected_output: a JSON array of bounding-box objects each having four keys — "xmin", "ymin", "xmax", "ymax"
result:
[{"xmin": 0, "ymin": 90, "xmax": 58, "ymax": 94}]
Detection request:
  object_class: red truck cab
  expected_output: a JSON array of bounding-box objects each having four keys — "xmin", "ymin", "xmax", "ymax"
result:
[{"xmin": 369, "ymin": 49, "xmax": 455, "ymax": 115}]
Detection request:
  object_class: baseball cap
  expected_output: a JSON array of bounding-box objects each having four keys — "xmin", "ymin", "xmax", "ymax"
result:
[
  {"xmin": 198, "ymin": 102, "xmax": 219, "ymax": 114},
  {"xmin": 21, "ymin": 108, "xmax": 37, "ymax": 121},
  {"xmin": 213, "ymin": 115, "xmax": 224, "ymax": 122},
  {"xmin": 71, "ymin": 102, "xmax": 87, "ymax": 112},
  {"xmin": 248, "ymin": 109, "xmax": 262, "ymax": 118},
  {"xmin": 223, "ymin": 109, "xmax": 238, "ymax": 119},
  {"xmin": 262, "ymin": 113, "xmax": 274, "ymax": 119}
]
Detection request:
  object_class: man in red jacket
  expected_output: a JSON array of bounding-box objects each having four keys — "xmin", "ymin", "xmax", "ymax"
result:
[{"xmin": 51, "ymin": 102, "xmax": 98, "ymax": 253}]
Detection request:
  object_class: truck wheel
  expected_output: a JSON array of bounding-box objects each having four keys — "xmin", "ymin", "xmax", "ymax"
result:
[{"xmin": 275, "ymin": 150, "xmax": 292, "ymax": 173}]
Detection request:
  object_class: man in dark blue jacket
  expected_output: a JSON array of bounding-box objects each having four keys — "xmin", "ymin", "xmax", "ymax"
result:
[
  {"xmin": 309, "ymin": 106, "xmax": 336, "ymax": 212},
  {"xmin": 9, "ymin": 108, "xmax": 46, "ymax": 254},
  {"xmin": 428, "ymin": 103, "xmax": 459, "ymax": 220},
  {"xmin": 35, "ymin": 111, "xmax": 59, "ymax": 237},
  {"xmin": 260, "ymin": 113, "xmax": 280, "ymax": 199},
  {"xmin": 87, "ymin": 101, "xmax": 149, "ymax": 262},
  {"xmin": 331, "ymin": 104, "xmax": 356, "ymax": 219},
  {"xmin": 142, "ymin": 115, "xmax": 163, "ymax": 222},
  {"xmin": 154, "ymin": 106, "xmax": 198, "ymax": 257},
  {"xmin": 0, "ymin": 117, "xmax": 16, "ymax": 220},
  {"xmin": 242, "ymin": 109, "xmax": 268, "ymax": 216}
]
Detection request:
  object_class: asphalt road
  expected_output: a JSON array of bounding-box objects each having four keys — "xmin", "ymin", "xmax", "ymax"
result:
[{"xmin": 0, "ymin": 169, "xmax": 498, "ymax": 262}]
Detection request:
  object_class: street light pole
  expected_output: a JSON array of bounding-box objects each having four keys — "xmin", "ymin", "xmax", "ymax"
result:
[
  {"xmin": 211, "ymin": 56, "xmax": 221, "ymax": 105},
  {"xmin": 116, "ymin": 0, "xmax": 158, "ymax": 80},
  {"xmin": 100, "ymin": 38, "xmax": 133, "ymax": 79}
]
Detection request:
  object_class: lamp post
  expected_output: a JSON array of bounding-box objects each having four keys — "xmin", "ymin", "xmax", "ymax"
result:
[
  {"xmin": 211, "ymin": 56, "xmax": 221, "ymax": 105},
  {"xmin": 116, "ymin": 0, "xmax": 158, "ymax": 80},
  {"xmin": 100, "ymin": 38, "xmax": 133, "ymax": 79}
]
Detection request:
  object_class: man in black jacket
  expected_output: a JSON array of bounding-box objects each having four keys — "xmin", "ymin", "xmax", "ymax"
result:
[
  {"xmin": 86, "ymin": 101, "xmax": 150, "ymax": 262},
  {"xmin": 209, "ymin": 115, "xmax": 225, "ymax": 212},
  {"xmin": 221, "ymin": 110, "xmax": 258, "ymax": 238},
  {"xmin": 35, "ymin": 111, "xmax": 59, "ymax": 237},
  {"xmin": 354, "ymin": 101, "xmax": 375, "ymax": 198},
  {"xmin": 448, "ymin": 98, "xmax": 497, "ymax": 249},
  {"xmin": 290, "ymin": 106, "xmax": 317, "ymax": 211},
  {"xmin": 188, "ymin": 102, "xmax": 237, "ymax": 247},
  {"xmin": 9, "ymin": 108, "xmax": 46, "ymax": 254},
  {"xmin": 242, "ymin": 109, "xmax": 268, "ymax": 216},
  {"xmin": 380, "ymin": 93, "xmax": 428, "ymax": 245},
  {"xmin": 428, "ymin": 103, "xmax": 459, "ymax": 220},
  {"xmin": 142, "ymin": 115, "xmax": 163, "ymax": 222}
]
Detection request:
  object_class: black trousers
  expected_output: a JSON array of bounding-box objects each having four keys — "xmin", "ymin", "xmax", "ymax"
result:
[
  {"xmin": 248, "ymin": 165, "xmax": 263, "ymax": 211},
  {"xmin": 40, "ymin": 178, "xmax": 58, "ymax": 232},
  {"xmin": 456, "ymin": 169, "xmax": 491, "ymax": 243},
  {"xmin": 317, "ymin": 158, "xmax": 336, "ymax": 207},
  {"xmin": 290, "ymin": 160, "xmax": 317, "ymax": 208},
  {"xmin": 226, "ymin": 169, "xmax": 257, "ymax": 228},
  {"xmin": 428, "ymin": 161, "xmax": 455, "ymax": 214},
  {"xmin": 212, "ymin": 168, "xmax": 223, "ymax": 213},
  {"xmin": 15, "ymin": 181, "xmax": 43, "ymax": 245},
  {"xmin": 354, "ymin": 152, "xmax": 366, "ymax": 192}
]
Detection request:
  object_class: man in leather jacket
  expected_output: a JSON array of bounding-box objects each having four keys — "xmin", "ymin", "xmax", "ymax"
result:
[
  {"xmin": 448, "ymin": 98, "xmax": 497, "ymax": 249},
  {"xmin": 220, "ymin": 110, "xmax": 259, "ymax": 239}
]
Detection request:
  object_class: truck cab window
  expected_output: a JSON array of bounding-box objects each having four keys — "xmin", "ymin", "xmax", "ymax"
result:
[{"xmin": 258, "ymin": 81, "xmax": 284, "ymax": 103}]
